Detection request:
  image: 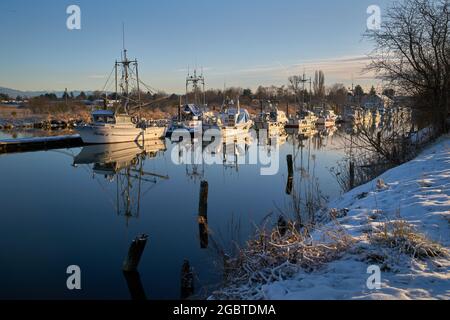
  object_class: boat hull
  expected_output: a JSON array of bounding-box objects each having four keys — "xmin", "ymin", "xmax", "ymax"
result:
[{"xmin": 76, "ymin": 125, "xmax": 166, "ymax": 144}]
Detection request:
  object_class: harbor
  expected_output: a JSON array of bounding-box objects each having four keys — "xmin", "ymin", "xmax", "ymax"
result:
[{"xmin": 1, "ymin": 0, "xmax": 449, "ymax": 304}]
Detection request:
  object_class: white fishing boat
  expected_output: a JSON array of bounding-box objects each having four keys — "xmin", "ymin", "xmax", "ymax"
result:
[
  {"xmin": 77, "ymin": 110, "xmax": 165, "ymax": 144},
  {"xmin": 254, "ymin": 100, "xmax": 288, "ymax": 132},
  {"xmin": 76, "ymin": 43, "xmax": 166, "ymax": 144},
  {"xmin": 167, "ymin": 103, "xmax": 203, "ymax": 136},
  {"xmin": 167, "ymin": 69, "xmax": 206, "ymax": 137},
  {"xmin": 216, "ymin": 98, "xmax": 253, "ymax": 138}
]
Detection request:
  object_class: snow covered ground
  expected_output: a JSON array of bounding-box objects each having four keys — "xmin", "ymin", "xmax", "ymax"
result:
[{"xmin": 231, "ymin": 135, "xmax": 450, "ymax": 300}]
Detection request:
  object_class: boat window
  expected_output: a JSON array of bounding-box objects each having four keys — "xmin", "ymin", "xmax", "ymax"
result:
[{"xmin": 93, "ymin": 115, "xmax": 115, "ymax": 124}]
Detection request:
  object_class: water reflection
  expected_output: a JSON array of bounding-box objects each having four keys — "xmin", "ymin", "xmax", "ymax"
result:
[
  {"xmin": 0, "ymin": 126, "xmax": 350, "ymax": 299},
  {"xmin": 73, "ymin": 140, "xmax": 168, "ymax": 225}
]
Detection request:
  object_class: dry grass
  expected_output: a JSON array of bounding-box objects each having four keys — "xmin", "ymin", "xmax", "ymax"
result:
[
  {"xmin": 211, "ymin": 219, "xmax": 354, "ymax": 300},
  {"xmin": 370, "ymin": 220, "xmax": 448, "ymax": 260}
]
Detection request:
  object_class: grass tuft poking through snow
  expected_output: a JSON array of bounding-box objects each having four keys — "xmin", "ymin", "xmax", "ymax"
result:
[{"xmin": 370, "ymin": 219, "xmax": 448, "ymax": 260}]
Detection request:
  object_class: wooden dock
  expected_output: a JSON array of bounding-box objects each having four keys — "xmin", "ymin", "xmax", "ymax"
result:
[{"xmin": 0, "ymin": 134, "xmax": 83, "ymax": 154}]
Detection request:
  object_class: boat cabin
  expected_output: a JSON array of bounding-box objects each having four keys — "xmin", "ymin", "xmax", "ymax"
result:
[{"xmin": 91, "ymin": 110, "xmax": 132, "ymax": 125}]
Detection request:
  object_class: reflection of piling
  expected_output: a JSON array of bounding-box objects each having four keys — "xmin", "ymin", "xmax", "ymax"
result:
[
  {"xmin": 286, "ymin": 155, "xmax": 294, "ymax": 195},
  {"xmin": 123, "ymin": 271, "xmax": 147, "ymax": 300},
  {"xmin": 349, "ymin": 161, "xmax": 355, "ymax": 190},
  {"xmin": 123, "ymin": 234, "xmax": 148, "ymax": 272},
  {"xmin": 198, "ymin": 181, "xmax": 209, "ymax": 249},
  {"xmin": 180, "ymin": 260, "xmax": 194, "ymax": 299}
]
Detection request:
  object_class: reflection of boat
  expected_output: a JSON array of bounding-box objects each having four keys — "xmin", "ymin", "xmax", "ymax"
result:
[
  {"xmin": 216, "ymin": 98, "xmax": 253, "ymax": 138},
  {"xmin": 74, "ymin": 140, "xmax": 166, "ymax": 166},
  {"xmin": 73, "ymin": 140, "xmax": 168, "ymax": 224},
  {"xmin": 316, "ymin": 125, "xmax": 337, "ymax": 137},
  {"xmin": 76, "ymin": 41, "xmax": 166, "ymax": 144},
  {"xmin": 316, "ymin": 110, "xmax": 337, "ymax": 127},
  {"xmin": 285, "ymin": 110, "xmax": 317, "ymax": 129}
]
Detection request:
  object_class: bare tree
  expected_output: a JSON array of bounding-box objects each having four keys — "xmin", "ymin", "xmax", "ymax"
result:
[
  {"xmin": 366, "ymin": 0, "xmax": 450, "ymax": 132},
  {"xmin": 288, "ymin": 75, "xmax": 302, "ymax": 104},
  {"xmin": 313, "ymin": 70, "xmax": 325, "ymax": 100}
]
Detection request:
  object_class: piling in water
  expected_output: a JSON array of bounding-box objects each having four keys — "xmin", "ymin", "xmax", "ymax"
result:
[
  {"xmin": 123, "ymin": 234, "xmax": 148, "ymax": 272},
  {"xmin": 286, "ymin": 154, "xmax": 294, "ymax": 195},
  {"xmin": 349, "ymin": 161, "xmax": 355, "ymax": 190},
  {"xmin": 198, "ymin": 181, "xmax": 209, "ymax": 249}
]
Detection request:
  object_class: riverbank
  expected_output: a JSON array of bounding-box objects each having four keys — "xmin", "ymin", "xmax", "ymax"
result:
[{"xmin": 213, "ymin": 135, "xmax": 450, "ymax": 300}]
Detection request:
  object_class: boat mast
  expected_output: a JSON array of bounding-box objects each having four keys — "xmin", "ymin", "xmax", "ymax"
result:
[
  {"xmin": 186, "ymin": 68, "xmax": 206, "ymax": 107},
  {"xmin": 117, "ymin": 23, "xmax": 139, "ymax": 115}
]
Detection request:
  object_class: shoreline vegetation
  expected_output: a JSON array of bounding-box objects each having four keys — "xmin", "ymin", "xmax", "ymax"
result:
[{"xmin": 211, "ymin": 134, "xmax": 449, "ymax": 300}]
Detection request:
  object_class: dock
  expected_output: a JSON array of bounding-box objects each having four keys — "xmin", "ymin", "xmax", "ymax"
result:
[{"xmin": 0, "ymin": 134, "xmax": 83, "ymax": 154}]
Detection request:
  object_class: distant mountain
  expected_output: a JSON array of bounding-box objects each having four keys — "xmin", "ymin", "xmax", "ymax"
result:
[{"xmin": 0, "ymin": 87, "xmax": 94, "ymax": 98}]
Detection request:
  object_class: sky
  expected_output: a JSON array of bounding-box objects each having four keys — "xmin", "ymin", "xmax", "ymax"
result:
[{"xmin": 0, "ymin": 0, "xmax": 393, "ymax": 93}]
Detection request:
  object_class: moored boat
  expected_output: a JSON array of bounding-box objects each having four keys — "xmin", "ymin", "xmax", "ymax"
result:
[{"xmin": 76, "ymin": 42, "xmax": 166, "ymax": 144}]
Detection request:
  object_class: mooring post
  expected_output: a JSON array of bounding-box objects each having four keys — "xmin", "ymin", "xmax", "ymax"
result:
[
  {"xmin": 349, "ymin": 161, "xmax": 355, "ymax": 190},
  {"xmin": 198, "ymin": 181, "xmax": 208, "ymax": 217},
  {"xmin": 286, "ymin": 154, "xmax": 294, "ymax": 195},
  {"xmin": 180, "ymin": 260, "xmax": 194, "ymax": 299},
  {"xmin": 198, "ymin": 181, "xmax": 209, "ymax": 249},
  {"xmin": 123, "ymin": 234, "xmax": 148, "ymax": 272}
]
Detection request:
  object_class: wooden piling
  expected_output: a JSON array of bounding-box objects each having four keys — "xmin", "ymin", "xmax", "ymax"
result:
[
  {"xmin": 198, "ymin": 181, "xmax": 208, "ymax": 217},
  {"xmin": 198, "ymin": 181, "xmax": 209, "ymax": 249},
  {"xmin": 286, "ymin": 155, "xmax": 294, "ymax": 195},
  {"xmin": 123, "ymin": 234, "xmax": 148, "ymax": 272},
  {"xmin": 349, "ymin": 161, "xmax": 355, "ymax": 190}
]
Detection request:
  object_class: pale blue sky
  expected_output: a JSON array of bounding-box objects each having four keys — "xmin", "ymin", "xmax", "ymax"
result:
[{"xmin": 0, "ymin": 0, "xmax": 392, "ymax": 93}]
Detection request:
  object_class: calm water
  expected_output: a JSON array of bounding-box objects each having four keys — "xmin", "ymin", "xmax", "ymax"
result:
[{"xmin": 0, "ymin": 128, "xmax": 348, "ymax": 299}]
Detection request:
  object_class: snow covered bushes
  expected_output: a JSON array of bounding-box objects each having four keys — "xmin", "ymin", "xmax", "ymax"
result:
[{"xmin": 211, "ymin": 219, "xmax": 354, "ymax": 300}]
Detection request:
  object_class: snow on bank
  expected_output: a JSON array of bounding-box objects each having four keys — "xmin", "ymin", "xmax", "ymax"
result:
[{"xmin": 235, "ymin": 135, "xmax": 450, "ymax": 300}]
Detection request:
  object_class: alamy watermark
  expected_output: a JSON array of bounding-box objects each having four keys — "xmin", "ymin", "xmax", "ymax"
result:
[
  {"xmin": 367, "ymin": 5, "xmax": 381, "ymax": 30},
  {"xmin": 66, "ymin": 265, "xmax": 82, "ymax": 290},
  {"xmin": 170, "ymin": 128, "xmax": 280, "ymax": 176},
  {"xmin": 66, "ymin": 5, "xmax": 81, "ymax": 30},
  {"xmin": 366, "ymin": 265, "xmax": 382, "ymax": 290}
]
